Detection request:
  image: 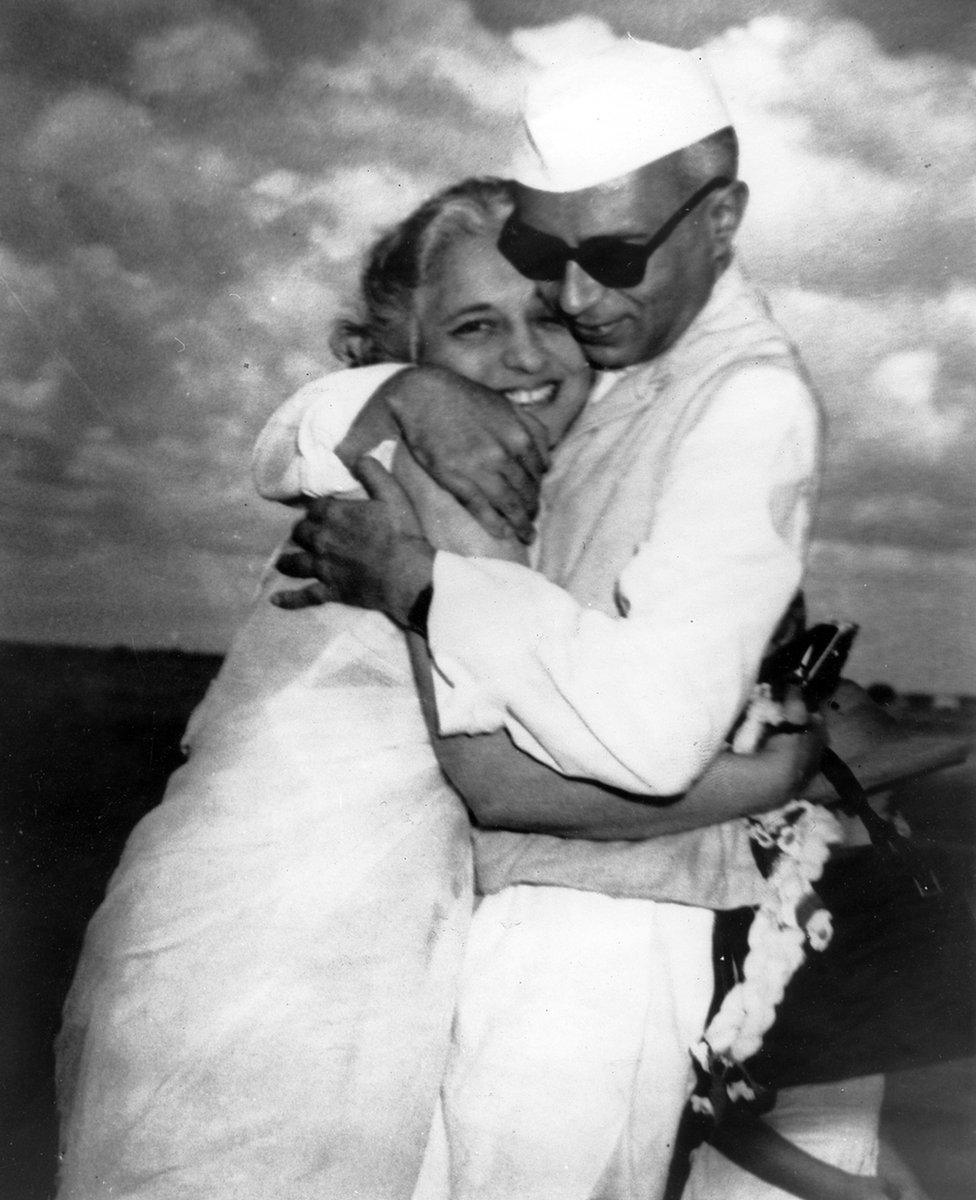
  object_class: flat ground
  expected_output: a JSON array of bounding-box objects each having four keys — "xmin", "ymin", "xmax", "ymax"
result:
[{"xmin": 1, "ymin": 642, "xmax": 973, "ymax": 1198}]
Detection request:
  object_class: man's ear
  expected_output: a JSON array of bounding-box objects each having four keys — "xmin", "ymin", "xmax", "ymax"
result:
[{"xmin": 708, "ymin": 180, "xmax": 748, "ymax": 264}]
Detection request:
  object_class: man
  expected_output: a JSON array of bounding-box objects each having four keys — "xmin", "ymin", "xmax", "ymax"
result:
[{"xmin": 259, "ymin": 38, "xmax": 862, "ymax": 1200}]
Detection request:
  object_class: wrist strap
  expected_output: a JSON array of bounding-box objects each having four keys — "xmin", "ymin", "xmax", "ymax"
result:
[{"xmin": 406, "ymin": 583, "xmax": 434, "ymax": 637}]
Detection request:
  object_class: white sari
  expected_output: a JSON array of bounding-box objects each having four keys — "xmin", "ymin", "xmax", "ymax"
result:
[{"xmin": 55, "ymin": 564, "xmax": 473, "ymax": 1199}]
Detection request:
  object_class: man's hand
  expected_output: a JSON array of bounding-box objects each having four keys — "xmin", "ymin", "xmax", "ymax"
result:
[
  {"xmin": 376, "ymin": 366, "xmax": 550, "ymax": 544},
  {"xmin": 274, "ymin": 458, "xmax": 435, "ymax": 626}
]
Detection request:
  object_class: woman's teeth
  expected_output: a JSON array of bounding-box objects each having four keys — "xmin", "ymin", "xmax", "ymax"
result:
[{"xmin": 504, "ymin": 384, "xmax": 556, "ymax": 406}]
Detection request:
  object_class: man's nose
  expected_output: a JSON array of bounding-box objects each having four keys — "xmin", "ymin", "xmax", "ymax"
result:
[
  {"xmin": 502, "ymin": 325, "xmax": 546, "ymax": 373},
  {"xmin": 559, "ymin": 260, "xmax": 605, "ymax": 315}
]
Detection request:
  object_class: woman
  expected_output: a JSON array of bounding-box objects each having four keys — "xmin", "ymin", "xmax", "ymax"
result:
[{"xmin": 55, "ymin": 178, "xmax": 813, "ymax": 1200}]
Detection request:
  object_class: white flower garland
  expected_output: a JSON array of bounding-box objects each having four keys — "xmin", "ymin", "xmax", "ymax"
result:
[{"xmin": 691, "ymin": 687, "xmax": 844, "ymax": 1104}]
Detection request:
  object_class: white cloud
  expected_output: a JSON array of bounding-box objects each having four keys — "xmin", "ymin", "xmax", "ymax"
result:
[
  {"xmin": 768, "ymin": 285, "xmax": 976, "ymax": 466},
  {"xmin": 1, "ymin": 0, "xmax": 974, "ymax": 685},
  {"xmin": 26, "ymin": 88, "xmax": 154, "ymax": 181},
  {"xmin": 309, "ymin": 165, "xmax": 433, "ymax": 258},
  {"xmin": 65, "ymin": 0, "xmax": 195, "ymax": 15},
  {"xmin": 319, "ymin": 2, "xmax": 525, "ymax": 118},
  {"xmin": 871, "ymin": 346, "xmax": 936, "ymax": 402},
  {"xmin": 705, "ymin": 17, "xmax": 976, "ymax": 290},
  {"xmin": 511, "ymin": 15, "xmax": 619, "ymax": 66},
  {"xmin": 130, "ymin": 18, "xmax": 269, "ymax": 100},
  {"xmin": 866, "ymin": 348, "xmax": 966, "ymax": 458}
]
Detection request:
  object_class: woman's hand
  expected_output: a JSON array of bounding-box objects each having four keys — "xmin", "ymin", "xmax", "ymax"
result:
[
  {"xmin": 724, "ymin": 682, "xmax": 825, "ymax": 814},
  {"xmin": 768, "ymin": 685, "xmax": 826, "ymax": 795},
  {"xmin": 714, "ymin": 720, "xmax": 824, "ymax": 826}
]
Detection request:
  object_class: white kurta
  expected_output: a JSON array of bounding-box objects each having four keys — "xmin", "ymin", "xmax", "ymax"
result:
[
  {"xmin": 56, "ymin": 581, "xmax": 474, "ymax": 1200},
  {"xmin": 435, "ymin": 270, "xmax": 821, "ymax": 1200},
  {"xmin": 253, "ymin": 263, "xmax": 846, "ymax": 1200}
]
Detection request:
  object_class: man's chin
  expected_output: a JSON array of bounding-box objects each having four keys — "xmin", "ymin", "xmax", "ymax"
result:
[{"xmin": 582, "ymin": 342, "xmax": 636, "ymax": 370}]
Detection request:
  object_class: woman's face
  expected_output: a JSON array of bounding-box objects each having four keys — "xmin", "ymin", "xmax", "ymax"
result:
[{"xmin": 415, "ymin": 230, "xmax": 591, "ymax": 447}]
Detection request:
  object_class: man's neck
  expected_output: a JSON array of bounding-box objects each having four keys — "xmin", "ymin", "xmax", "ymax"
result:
[{"xmin": 644, "ymin": 258, "xmax": 740, "ymax": 369}]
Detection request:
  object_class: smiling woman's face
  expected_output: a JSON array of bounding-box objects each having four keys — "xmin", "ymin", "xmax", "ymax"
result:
[{"xmin": 415, "ymin": 231, "xmax": 591, "ymax": 448}]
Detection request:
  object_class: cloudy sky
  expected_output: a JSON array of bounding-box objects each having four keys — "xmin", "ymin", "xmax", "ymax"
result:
[{"xmin": 1, "ymin": 0, "xmax": 973, "ymax": 693}]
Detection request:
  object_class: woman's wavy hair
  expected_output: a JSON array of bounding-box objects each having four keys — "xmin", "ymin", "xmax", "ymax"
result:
[{"xmin": 330, "ymin": 176, "xmax": 516, "ymax": 367}]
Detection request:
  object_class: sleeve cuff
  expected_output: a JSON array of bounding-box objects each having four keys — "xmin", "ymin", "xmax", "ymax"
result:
[
  {"xmin": 428, "ymin": 552, "xmax": 512, "ymax": 737},
  {"xmin": 252, "ymin": 363, "xmax": 409, "ymax": 499},
  {"xmin": 297, "ymin": 364, "xmax": 409, "ymax": 494},
  {"xmin": 427, "ymin": 554, "xmax": 563, "ymax": 773}
]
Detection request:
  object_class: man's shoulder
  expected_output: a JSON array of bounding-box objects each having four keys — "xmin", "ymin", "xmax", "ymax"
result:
[
  {"xmin": 710, "ymin": 360, "xmax": 822, "ymax": 421},
  {"xmin": 686, "ymin": 361, "xmax": 824, "ymax": 462},
  {"xmin": 669, "ymin": 265, "xmax": 822, "ymax": 433}
]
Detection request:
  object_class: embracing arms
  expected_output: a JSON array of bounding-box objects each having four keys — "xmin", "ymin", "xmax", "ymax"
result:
[
  {"xmin": 253, "ymin": 364, "xmax": 550, "ymax": 542},
  {"xmin": 339, "ymin": 366, "xmax": 550, "ymax": 544},
  {"xmin": 268, "ymin": 363, "xmax": 822, "ymax": 794},
  {"xmin": 407, "ymin": 630, "xmax": 822, "ymax": 841},
  {"xmin": 254, "ymin": 369, "xmax": 821, "ymax": 842}
]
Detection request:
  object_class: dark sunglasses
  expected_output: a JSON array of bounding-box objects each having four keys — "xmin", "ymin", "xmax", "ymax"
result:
[{"xmin": 498, "ymin": 175, "xmax": 733, "ymax": 290}]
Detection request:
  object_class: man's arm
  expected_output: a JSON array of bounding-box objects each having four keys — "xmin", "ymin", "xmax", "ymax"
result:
[
  {"xmin": 408, "ymin": 634, "xmax": 821, "ymax": 840},
  {"xmin": 253, "ymin": 364, "xmax": 548, "ymax": 540},
  {"xmin": 344, "ymin": 366, "xmax": 549, "ymax": 543}
]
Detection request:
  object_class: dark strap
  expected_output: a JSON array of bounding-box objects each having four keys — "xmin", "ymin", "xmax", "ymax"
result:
[
  {"xmin": 405, "ymin": 583, "xmax": 434, "ymax": 637},
  {"xmin": 818, "ymin": 746, "xmax": 941, "ymax": 897}
]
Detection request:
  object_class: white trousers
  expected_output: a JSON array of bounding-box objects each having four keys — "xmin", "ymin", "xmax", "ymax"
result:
[{"xmin": 415, "ymin": 885, "xmax": 715, "ymax": 1200}]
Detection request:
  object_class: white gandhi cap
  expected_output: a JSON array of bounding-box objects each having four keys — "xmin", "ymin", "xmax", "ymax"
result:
[{"xmin": 511, "ymin": 37, "xmax": 732, "ymax": 194}]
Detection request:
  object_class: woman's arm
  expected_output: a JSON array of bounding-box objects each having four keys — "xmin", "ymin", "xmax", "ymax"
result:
[
  {"xmin": 408, "ymin": 635, "xmax": 821, "ymax": 840},
  {"xmin": 392, "ymin": 441, "xmax": 527, "ymax": 561}
]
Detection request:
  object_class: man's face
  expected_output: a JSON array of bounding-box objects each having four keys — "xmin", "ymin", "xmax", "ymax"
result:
[{"xmin": 513, "ymin": 162, "xmax": 724, "ymax": 369}]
